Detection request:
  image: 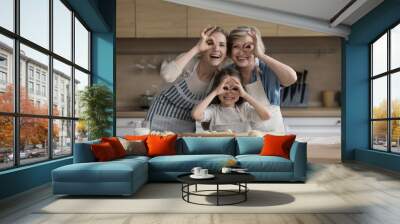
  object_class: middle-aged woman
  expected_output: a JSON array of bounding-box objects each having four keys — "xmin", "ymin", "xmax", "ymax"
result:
[
  {"xmin": 145, "ymin": 26, "xmax": 228, "ymax": 133},
  {"xmin": 228, "ymin": 26, "xmax": 297, "ymax": 132}
]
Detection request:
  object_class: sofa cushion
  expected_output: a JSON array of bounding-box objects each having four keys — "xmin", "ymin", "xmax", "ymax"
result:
[
  {"xmin": 115, "ymin": 155, "xmax": 150, "ymax": 163},
  {"xmin": 178, "ymin": 137, "xmax": 235, "ymax": 155},
  {"xmin": 53, "ymin": 158, "xmax": 147, "ymax": 183},
  {"xmin": 236, "ymin": 155, "xmax": 293, "ymax": 172},
  {"xmin": 148, "ymin": 154, "xmax": 235, "ymax": 172},
  {"xmin": 236, "ymin": 137, "xmax": 263, "ymax": 155},
  {"xmin": 73, "ymin": 139, "xmax": 100, "ymax": 163}
]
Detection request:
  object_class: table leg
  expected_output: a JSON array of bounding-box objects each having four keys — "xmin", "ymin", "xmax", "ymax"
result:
[
  {"xmin": 195, "ymin": 184, "xmax": 197, "ymax": 192},
  {"xmin": 187, "ymin": 184, "xmax": 190, "ymax": 202},
  {"xmin": 217, "ymin": 184, "xmax": 219, "ymax": 206},
  {"xmin": 245, "ymin": 183, "xmax": 247, "ymax": 201}
]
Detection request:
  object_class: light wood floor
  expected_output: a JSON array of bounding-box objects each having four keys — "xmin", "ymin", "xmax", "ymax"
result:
[{"xmin": 1, "ymin": 145, "xmax": 400, "ymax": 224}]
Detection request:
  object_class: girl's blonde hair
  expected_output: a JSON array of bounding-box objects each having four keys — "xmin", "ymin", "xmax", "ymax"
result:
[{"xmin": 227, "ymin": 26, "xmax": 265, "ymax": 56}]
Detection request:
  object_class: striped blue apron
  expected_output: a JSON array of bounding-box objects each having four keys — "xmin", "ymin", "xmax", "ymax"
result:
[{"xmin": 145, "ymin": 79, "xmax": 211, "ymax": 133}]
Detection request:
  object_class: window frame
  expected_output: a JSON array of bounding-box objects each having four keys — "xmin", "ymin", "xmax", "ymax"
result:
[
  {"xmin": 370, "ymin": 20, "xmax": 400, "ymax": 154},
  {"xmin": 0, "ymin": 0, "xmax": 92, "ymax": 171}
]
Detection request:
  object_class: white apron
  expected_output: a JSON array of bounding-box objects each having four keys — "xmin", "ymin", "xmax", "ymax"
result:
[
  {"xmin": 209, "ymin": 106, "xmax": 251, "ymax": 132},
  {"xmin": 245, "ymin": 73, "xmax": 285, "ymax": 133}
]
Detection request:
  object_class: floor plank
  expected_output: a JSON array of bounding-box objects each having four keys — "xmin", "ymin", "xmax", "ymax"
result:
[{"xmin": 2, "ymin": 151, "xmax": 400, "ymax": 224}]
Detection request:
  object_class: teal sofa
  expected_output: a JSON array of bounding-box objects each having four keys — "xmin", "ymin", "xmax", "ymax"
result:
[{"xmin": 52, "ymin": 137, "xmax": 307, "ymax": 196}]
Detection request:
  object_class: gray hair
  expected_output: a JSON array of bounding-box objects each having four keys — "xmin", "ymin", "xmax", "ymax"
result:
[{"xmin": 227, "ymin": 26, "xmax": 265, "ymax": 56}]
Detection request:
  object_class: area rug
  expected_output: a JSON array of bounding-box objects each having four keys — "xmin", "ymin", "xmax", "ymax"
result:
[{"xmin": 37, "ymin": 183, "xmax": 362, "ymax": 214}]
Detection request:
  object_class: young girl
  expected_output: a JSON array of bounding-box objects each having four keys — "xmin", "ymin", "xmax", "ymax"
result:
[{"xmin": 192, "ymin": 67, "xmax": 270, "ymax": 132}]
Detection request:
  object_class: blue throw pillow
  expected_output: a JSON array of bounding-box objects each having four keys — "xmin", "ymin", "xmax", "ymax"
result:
[
  {"xmin": 236, "ymin": 137, "xmax": 263, "ymax": 155},
  {"xmin": 178, "ymin": 137, "xmax": 235, "ymax": 155}
]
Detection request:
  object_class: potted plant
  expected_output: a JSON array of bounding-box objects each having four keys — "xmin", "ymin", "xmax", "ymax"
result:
[{"xmin": 79, "ymin": 84, "xmax": 113, "ymax": 140}]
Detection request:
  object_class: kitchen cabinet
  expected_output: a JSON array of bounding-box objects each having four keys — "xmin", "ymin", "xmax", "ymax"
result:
[
  {"xmin": 277, "ymin": 24, "xmax": 327, "ymax": 37},
  {"xmin": 135, "ymin": 0, "xmax": 187, "ymax": 37},
  {"xmin": 187, "ymin": 8, "xmax": 278, "ymax": 37},
  {"xmin": 116, "ymin": 0, "xmax": 328, "ymax": 38},
  {"xmin": 116, "ymin": 0, "xmax": 135, "ymax": 38},
  {"xmin": 116, "ymin": 118, "xmax": 145, "ymax": 136},
  {"xmin": 284, "ymin": 117, "xmax": 341, "ymax": 137}
]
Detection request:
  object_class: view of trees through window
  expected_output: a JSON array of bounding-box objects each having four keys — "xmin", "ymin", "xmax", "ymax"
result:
[
  {"xmin": 0, "ymin": 0, "xmax": 90, "ymax": 170},
  {"xmin": 371, "ymin": 23, "xmax": 400, "ymax": 153}
]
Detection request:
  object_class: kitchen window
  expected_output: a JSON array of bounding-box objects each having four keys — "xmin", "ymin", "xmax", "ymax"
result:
[
  {"xmin": 370, "ymin": 22, "xmax": 400, "ymax": 154},
  {"xmin": 0, "ymin": 0, "xmax": 91, "ymax": 171}
]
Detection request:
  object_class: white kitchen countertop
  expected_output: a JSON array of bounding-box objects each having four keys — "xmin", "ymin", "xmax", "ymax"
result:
[{"xmin": 117, "ymin": 107, "xmax": 341, "ymax": 118}]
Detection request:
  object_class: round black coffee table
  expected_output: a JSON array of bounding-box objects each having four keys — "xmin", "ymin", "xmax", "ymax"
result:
[{"xmin": 177, "ymin": 173, "xmax": 255, "ymax": 206}]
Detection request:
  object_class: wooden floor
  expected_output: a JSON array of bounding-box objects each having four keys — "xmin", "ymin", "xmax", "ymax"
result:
[{"xmin": 1, "ymin": 145, "xmax": 400, "ymax": 224}]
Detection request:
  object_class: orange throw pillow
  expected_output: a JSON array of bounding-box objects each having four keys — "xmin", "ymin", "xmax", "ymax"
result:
[
  {"xmin": 101, "ymin": 137, "xmax": 127, "ymax": 158},
  {"xmin": 124, "ymin": 135, "xmax": 148, "ymax": 141},
  {"xmin": 260, "ymin": 134, "xmax": 296, "ymax": 159},
  {"xmin": 91, "ymin": 142, "xmax": 117, "ymax": 161},
  {"xmin": 146, "ymin": 134, "xmax": 177, "ymax": 157}
]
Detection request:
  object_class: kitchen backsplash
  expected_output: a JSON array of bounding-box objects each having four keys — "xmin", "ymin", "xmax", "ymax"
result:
[{"xmin": 117, "ymin": 37, "xmax": 341, "ymax": 111}]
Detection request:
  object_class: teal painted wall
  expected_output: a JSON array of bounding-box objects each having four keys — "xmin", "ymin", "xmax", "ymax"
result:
[
  {"xmin": 0, "ymin": 0, "xmax": 116, "ymax": 200},
  {"xmin": 91, "ymin": 0, "xmax": 116, "ymax": 136},
  {"xmin": 92, "ymin": 32, "xmax": 115, "ymax": 136},
  {"xmin": 344, "ymin": 0, "xmax": 400, "ymax": 171},
  {"xmin": 0, "ymin": 158, "xmax": 72, "ymax": 199}
]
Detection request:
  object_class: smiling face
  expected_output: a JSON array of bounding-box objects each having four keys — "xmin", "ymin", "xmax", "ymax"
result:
[
  {"xmin": 202, "ymin": 32, "xmax": 227, "ymax": 67},
  {"xmin": 230, "ymin": 35, "xmax": 255, "ymax": 68},
  {"xmin": 218, "ymin": 76, "xmax": 241, "ymax": 107}
]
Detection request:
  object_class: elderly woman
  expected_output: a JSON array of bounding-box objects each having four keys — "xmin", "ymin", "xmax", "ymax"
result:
[
  {"xmin": 145, "ymin": 27, "xmax": 228, "ymax": 133},
  {"xmin": 228, "ymin": 26, "xmax": 297, "ymax": 132}
]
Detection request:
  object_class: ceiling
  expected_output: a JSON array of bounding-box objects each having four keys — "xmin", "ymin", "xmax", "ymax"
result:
[{"xmin": 165, "ymin": 0, "xmax": 384, "ymax": 38}]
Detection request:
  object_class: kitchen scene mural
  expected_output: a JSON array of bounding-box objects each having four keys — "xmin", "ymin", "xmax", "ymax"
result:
[
  {"xmin": 116, "ymin": 0, "xmax": 342, "ymax": 162},
  {"xmin": 117, "ymin": 37, "xmax": 341, "ymax": 111}
]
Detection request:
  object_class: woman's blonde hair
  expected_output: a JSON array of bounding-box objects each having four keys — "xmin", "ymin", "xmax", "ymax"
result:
[{"xmin": 227, "ymin": 26, "xmax": 265, "ymax": 56}]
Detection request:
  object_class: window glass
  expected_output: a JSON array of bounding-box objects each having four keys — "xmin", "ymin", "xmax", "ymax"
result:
[
  {"xmin": 20, "ymin": 44, "xmax": 49, "ymax": 115},
  {"xmin": 74, "ymin": 18, "xmax": 89, "ymax": 70},
  {"xmin": 1, "ymin": 0, "xmax": 92, "ymax": 168},
  {"xmin": 53, "ymin": 119, "xmax": 72, "ymax": 158},
  {"xmin": 391, "ymin": 72, "xmax": 400, "ymax": 118},
  {"xmin": 372, "ymin": 77, "xmax": 387, "ymax": 119},
  {"xmin": 372, "ymin": 34, "xmax": 387, "ymax": 76},
  {"xmin": 53, "ymin": 0, "xmax": 72, "ymax": 60},
  {"xmin": 391, "ymin": 120, "xmax": 400, "ymax": 153},
  {"xmin": 372, "ymin": 121, "xmax": 388, "ymax": 151},
  {"xmin": 0, "ymin": 0, "xmax": 14, "ymax": 32},
  {"xmin": 0, "ymin": 116, "xmax": 13, "ymax": 170},
  {"xmin": 20, "ymin": 0, "xmax": 49, "ymax": 49},
  {"xmin": 53, "ymin": 59, "xmax": 72, "ymax": 117},
  {"xmin": 391, "ymin": 24, "xmax": 400, "ymax": 70},
  {"xmin": 0, "ymin": 35, "xmax": 14, "ymax": 113},
  {"xmin": 74, "ymin": 69, "xmax": 89, "ymax": 118},
  {"xmin": 20, "ymin": 117, "xmax": 49, "ymax": 165},
  {"xmin": 75, "ymin": 120, "xmax": 88, "ymax": 143}
]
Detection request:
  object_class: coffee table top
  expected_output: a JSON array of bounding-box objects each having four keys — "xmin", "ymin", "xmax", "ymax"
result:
[{"xmin": 177, "ymin": 172, "xmax": 255, "ymax": 185}]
